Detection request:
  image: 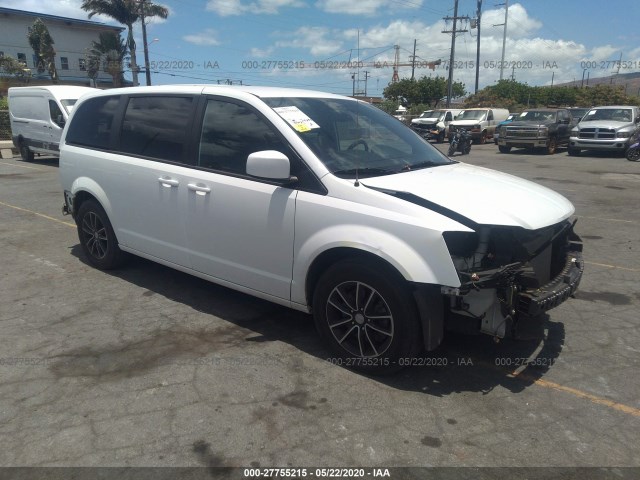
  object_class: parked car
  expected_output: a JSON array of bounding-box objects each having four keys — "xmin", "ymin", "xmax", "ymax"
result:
[
  {"xmin": 448, "ymin": 108, "xmax": 510, "ymax": 144},
  {"xmin": 569, "ymin": 106, "xmax": 640, "ymax": 156},
  {"xmin": 59, "ymin": 86, "xmax": 583, "ymax": 373},
  {"xmin": 411, "ymin": 108, "xmax": 462, "ymax": 143},
  {"xmin": 498, "ymin": 109, "xmax": 573, "ymax": 155},
  {"xmin": 8, "ymin": 85, "xmax": 95, "ymax": 161},
  {"xmin": 493, "ymin": 112, "xmax": 520, "ymax": 144}
]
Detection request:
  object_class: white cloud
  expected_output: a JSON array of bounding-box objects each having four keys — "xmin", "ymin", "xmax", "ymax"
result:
[
  {"xmin": 250, "ymin": 46, "xmax": 275, "ymax": 58},
  {"xmin": 481, "ymin": 3, "xmax": 542, "ymax": 40},
  {"xmin": 275, "ymin": 26, "xmax": 344, "ymax": 57},
  {"xmin": 183, "ymin": 29, "xmax": 221, "ymax": 46},
  {"xmin": 205, "ymin": 0, "xmax": 303, "ymax": 16},
  {"xmin": 316, "ymin": 0, "xmax": 423, "ymax": 16}
]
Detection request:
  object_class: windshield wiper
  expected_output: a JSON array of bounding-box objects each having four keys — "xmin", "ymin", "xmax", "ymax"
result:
[
  {"xmin": 397, "ymin": 160, "xmax": 450, "ymax": 172},
  {"xmin": 332, "ymin": 167, "xmax": 396, "ymax": 178}
]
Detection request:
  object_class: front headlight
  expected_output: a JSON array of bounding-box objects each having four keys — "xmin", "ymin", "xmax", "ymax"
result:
[
  {"xmin": 538, "ymin": 126, "xmax": 548, "ymax": 137},
  {"xmin": 617, "ymin": 130, "xmax": 633, "ymax": 138},
  {"xmin": 571, "ymin": 127, "xmax": 579, "ymax": 136}
]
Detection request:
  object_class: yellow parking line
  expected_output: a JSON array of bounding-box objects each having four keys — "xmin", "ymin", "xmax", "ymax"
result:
[
  {"xmin": 585, "ymin": 261, "xmax": 640, "ymax": 273},
  {"xmin": 509, "ymin": 370, "xmax": 640, "ymax": 418},
  {"xmin": 0, "ymin": 161, "xmax": 44, "ymax": 170},
  {"xmin": 0, "ymin": 200, "xmax": 75, "ymax": 228}
]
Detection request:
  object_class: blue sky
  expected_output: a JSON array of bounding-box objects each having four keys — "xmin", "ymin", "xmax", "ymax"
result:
[{"xmin": 3, "ymin": 0, "xmax": 640, "ymax": 97}]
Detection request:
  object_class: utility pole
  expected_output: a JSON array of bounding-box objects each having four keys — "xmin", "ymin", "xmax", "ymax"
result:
[
  {"xmin": 551, "ymin": 71, "xmax": 554, "ymax": 87},
  {"xmin": 351, "ymin": 73, "xmax": 356, "ymax": 96},
  {"xmin": 410, "ymin": 39, "xmax": 417, "ymax": 81},
  {"xmin": 442, "ymin": 0, "xmax": 469, "ymax": 107},
  {"xmin": 363, "ymin": 71, "xmax": 370, "ymax": 96},
  {"xmin": 139, "ymin": 0, "xmax": 152, "ymax": 86},
  {"xmin": 474, "ymin": 0, "xmax": 482, "ymax": 93},
  {"xmin": 496, "ymin": 0, "xmax": 509, "ymax": 81}
]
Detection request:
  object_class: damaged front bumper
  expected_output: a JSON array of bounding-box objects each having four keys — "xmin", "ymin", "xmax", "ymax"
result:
[{"xmin": 441, "ymin": 221, "xmax": 583, "ymax": 339}]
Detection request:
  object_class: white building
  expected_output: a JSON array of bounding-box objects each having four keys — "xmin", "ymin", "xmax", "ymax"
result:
[{"xmin": 0, "ymin": 7, "xmax": 125, "ymax": 88}]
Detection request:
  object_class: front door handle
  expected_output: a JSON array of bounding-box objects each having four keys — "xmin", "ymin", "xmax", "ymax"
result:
[
  {"xmin": 187, "ymin": 183, "xmax": 211, "ymax": 194},
  {"xmin": 158, "ymin": 176, "xmax": 179, "ymax": 187}
]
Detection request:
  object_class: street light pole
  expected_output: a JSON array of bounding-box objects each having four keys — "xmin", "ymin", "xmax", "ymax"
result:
[{"xmin": 140, "ymin": 0, "xmax": 151, "ymax": 86}]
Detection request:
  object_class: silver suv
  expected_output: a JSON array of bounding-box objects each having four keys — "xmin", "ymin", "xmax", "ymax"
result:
[{"xmin": 569, "ymin": 106, "xmax": 640, "ymax": 156}]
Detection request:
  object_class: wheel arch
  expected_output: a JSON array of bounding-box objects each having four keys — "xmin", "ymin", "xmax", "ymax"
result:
[{"xmin": 70, "ymin": 177, "xmax": 113, "ymax": 220}]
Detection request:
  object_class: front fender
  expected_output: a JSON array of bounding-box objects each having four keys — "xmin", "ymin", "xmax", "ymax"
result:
[{"xmin": 291, "ymin": 224, "xmax": 461, "ymax": 306}]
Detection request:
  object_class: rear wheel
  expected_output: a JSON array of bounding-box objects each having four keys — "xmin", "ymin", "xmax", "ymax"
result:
[
  {"xmin": 19, "ymin": 142, "xmax": 34, "ymax": 162},
  {"xmin": 498, "ymin": 145, "xmax": 511, "ymax": 154},
  {"xmin": 76, "ymin": 199, "xmax": 126, "ymax": 270},
  {"xmin": 313, "ymin": 259, "xmax": 422, "ymax": 374}
]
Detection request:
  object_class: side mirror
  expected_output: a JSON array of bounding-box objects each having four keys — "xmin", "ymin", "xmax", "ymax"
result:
[{"xmin": 246, "ymin": 150, "xmax": 295, "ymax": 182}]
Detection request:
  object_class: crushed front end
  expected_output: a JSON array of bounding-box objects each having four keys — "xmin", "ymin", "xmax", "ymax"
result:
[{"xmin": 442, "ymin": 220, "xmax": 583, "ymax": 339}]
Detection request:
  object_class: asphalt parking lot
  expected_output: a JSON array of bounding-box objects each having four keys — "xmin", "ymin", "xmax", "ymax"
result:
[{"xmin": 0, "ymin": 142, "xmax": 639, "ymax": 475}]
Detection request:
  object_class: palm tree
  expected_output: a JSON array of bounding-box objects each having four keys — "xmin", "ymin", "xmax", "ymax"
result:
[
  {"xmin": 81, "ymin": 0, "xmax": 169, "ymax": 87},
  {"xmin": 81, "ymin": 0, "xmax": 140, "ymax": 85},
  {"xmin": 27, "ymin": 18, "xmax": 59, "ymax": 84},
  {"xmin": 87, "ymin": 32, "xmax": 128, "ymax": 87}
]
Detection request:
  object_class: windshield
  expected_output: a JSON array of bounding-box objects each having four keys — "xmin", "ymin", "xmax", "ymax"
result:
[
  {"xmin": 264, "ymin": 97, "xmax": 454, "ymax": 178},
  {"xmin": 419, "ymin": 110, "xmax": 444, "ymax": 120},
  {"xmin": 457, "ymin": 110, "xmax": 487, "ymax": 121},
  {"xmin": 60, "ymin": 99, "xmax": 78, "ymax": 114},
  {"xmin": 518, "ymin": 111, "xmax": 556, "ymax": 122},
  {"xmin": 583, "ymin": 108, "xmax": 633, "ymax": 122}
]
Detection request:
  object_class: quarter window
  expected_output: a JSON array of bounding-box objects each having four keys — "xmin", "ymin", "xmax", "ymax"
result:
[
  {"xmin": 49, "ymin": 100, "xmax": 63, "ymax": 126},
  {"xmin": 198, "ymin": 99, "xmax": 287, "ymax": 174},
  {"xmin": 65, "ymin": 96, "xmax": 120, "ymax": 149},
  {"xmin": 119, "ymin": 96, "xmax": 194, "ymax": 162}
]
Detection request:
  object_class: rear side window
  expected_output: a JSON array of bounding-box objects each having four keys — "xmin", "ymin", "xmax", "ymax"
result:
[
  {"xmin": 66, "ymin": 96, "xmax": 120, "ymax": 149},
  {"xmin": 120, "ymin": 96, "xmax": 193, "ymax": 162}
]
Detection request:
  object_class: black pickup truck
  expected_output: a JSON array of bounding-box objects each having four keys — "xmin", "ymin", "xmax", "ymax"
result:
[{"xmin": 498, "ymin": 108, "xmax": 572, "ymax": 155}]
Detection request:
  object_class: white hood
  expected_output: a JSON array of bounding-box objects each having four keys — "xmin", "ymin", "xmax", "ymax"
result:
[
  {"xmin": 362, "ymin": 163, "xmax": 574, "ymax": 230},
  {"xmin": 412, "ymin": 116, "xmax": 440, "ymax": 124}
]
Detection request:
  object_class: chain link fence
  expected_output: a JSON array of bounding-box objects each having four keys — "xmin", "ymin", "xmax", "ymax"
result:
[{"xmin": 0, "ymin": 110, "xmax": 11, "ymax": 140}]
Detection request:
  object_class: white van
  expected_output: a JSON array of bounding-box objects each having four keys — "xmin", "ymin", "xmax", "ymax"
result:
[
  {"xmin": 9, "ymin": 86, "xmax": 95, "ymax": 161},
  {"xmin": 448, "ymin": 107, "xmax": 510, "ymax": 144}
]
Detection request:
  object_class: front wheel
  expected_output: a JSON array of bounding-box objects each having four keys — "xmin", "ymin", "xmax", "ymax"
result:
[
  {"xmin": 447, "ymin": 142, "xmax": 457, "ymax": 156},
  {"xmin": 546, "ymin": 137, "xmax": 557, "ymax": 155},
  {"xmin": 626, "ymin": 147, "xmax": 640, "ymax": 162},
  {"xmin": 76, "ymin": 199, "xmax": 126, "ymax": 270},
  {"xmin": 498, "ymin": 145, "xmax": 511, "ymax": 154},
  {"xmin": 313, "ymin": 259, "xmax": 422, "ymax": 374}
]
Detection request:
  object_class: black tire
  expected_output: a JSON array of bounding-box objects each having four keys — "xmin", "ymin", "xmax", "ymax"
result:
[
  {"xmin": 76, "ymin": 199, "xmax": 126, "ymax": 270},
  {"xmin": 626, "ymin": 147, "xmax": 640, "ymax": 162},
  {"xmin": 498, "ymin": 145, "xmax": 511, "ymax": 154},
  {"xmin": 463, "ymin": 142, "xmax": 472, "ymax": 155},
  {"xmin": 19, "ymin": 142, "xmax": 34, "ymax": 162},
  {"xmin": 546, "ymin": 137, "xmax": 557, "ymax": 155},
  {"xmin": 312, "ymin": 259, "xmax": 422, "ymax": 374},
  {"xmin": 478, "ymin": 131, "xmax": 487, "ymax": 144},
  {"xmin": 568, "ymin": 147, "xmax": 580, "ymax": 156},
  {"xmin": 447, "ymin": 143, "xmax": 456, "ymax": 156}
]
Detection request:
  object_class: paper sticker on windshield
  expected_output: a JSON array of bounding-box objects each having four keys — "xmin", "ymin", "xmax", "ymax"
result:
[
  {"xmin": 274, "ymin": 106, "xmax": 320, "ymax": 133},
  {"xmin": 520, "ymin": 112, "xmax": 528, "ymax": 116},
  {"xmin": 587, "ymin": 110, "xmax": 596, "ymax": 115}
]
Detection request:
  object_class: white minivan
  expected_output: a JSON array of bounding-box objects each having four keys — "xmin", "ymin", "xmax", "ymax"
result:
[
  {"xmin": 9, "ymin": 85, "xmax": 95, "ymax": 161},
  {"xmin": 59, "ymin": 86, "xmax": 583, "ymax": 373}
]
